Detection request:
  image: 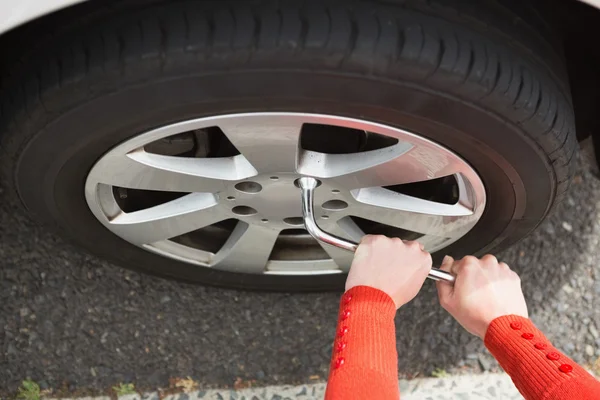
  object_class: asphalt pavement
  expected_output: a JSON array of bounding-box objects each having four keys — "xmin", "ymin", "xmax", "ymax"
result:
[{"xmin": 1, "ymin": 167, "xmax": 600, "ymax": 397}]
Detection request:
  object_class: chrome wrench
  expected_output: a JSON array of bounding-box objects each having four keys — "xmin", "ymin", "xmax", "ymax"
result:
[{"xmin": 298, "ymin": 177, "xmax": 455, "ymax": 285}]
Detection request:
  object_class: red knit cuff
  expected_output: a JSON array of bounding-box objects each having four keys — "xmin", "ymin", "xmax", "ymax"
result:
[
  {"xmin": 343, "ymin": 286, "xmax": 397, "ymax": 317},
  {"xmin": 484, "ymin": 314, "xmax": 535, "ymax": 344},
  {"xmin": 483, "ymin": 314, "xmax": 598, "ymax": 399}
]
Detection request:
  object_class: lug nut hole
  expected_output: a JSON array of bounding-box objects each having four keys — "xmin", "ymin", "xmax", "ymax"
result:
[
  {"xmin": 232, "ymin": 206, "xmax": 257, "ymax": 216},
  {"xmin": 234, "ymin": 181, "xmax": 262, "ymax": 193},
  {"xmin": 283, "ymin": 217, "xmax": 304, "ymax": 226},
  {"xmin": 322, "ymin": 200, "xmax": 348, "ymax": 210},
  {"xmin": 294, "ymin": 178, "xmax": 322, "ymax": 188}
]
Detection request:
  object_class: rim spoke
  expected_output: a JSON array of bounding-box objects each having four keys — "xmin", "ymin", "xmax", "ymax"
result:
[
  {"xmin": 298, "ymin": 142, "xmax": 413, "ymax": 178},
  {"xmin": 350, "ymin": 187, "xmax": 474, "ymax": 237},
  {"xmin": 304, "ymin": 144, "xmax": 465, "ymax": 190},
  {"xmin": 89, "ymin": 150, "xmax": 256, "ymax": 192},
  {"xmin": 109, "ymin": 193, "xmax": 225, "ymax": 245},
  {"xmin": 218, "ymin": 116, "xmax": 303, "ymax": 173},
  {"xmin": 211, "ymin": 222, "xmax": 281, "ymax": 273},
  {"xmin": 318, "ymin": 217, "xmax": 364, "ymax": 272}
]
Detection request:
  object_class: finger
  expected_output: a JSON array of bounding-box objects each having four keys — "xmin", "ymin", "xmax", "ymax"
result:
[
  {"xmin": 436, "ymin": 255, "xmax": 454, "ymax": 304},
  {"xmin": 403, "ymin": 240, "xmax": 422, "ymax": 251},
  {"xmin": 480, "ymin": 254, "xmax": 498, "ymax": 267},
  {"xmin": 498, "ymin": 261, "xmax": 510, "ymax": 270},
  {"xmin": 359, "ymin": 234, "xmax": 376, "ymax": 245},
  {"xmin": 438, "ymin": 255, "xmax": 454, "ymax": 272},
  {"xmin": 421, "ymin": 251, "xmax": 433, "ymax": 270},
  {"xmin": 452, "ymin": 255, "xmax": 478, "ymax": 275}
]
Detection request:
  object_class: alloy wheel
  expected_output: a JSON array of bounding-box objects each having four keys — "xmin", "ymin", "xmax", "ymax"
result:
[{"xmin": 85, "ymin": 113, "xmax": 486, "ymax": 275}]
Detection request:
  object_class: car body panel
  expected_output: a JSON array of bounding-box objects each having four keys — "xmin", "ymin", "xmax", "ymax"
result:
[
  {"xmin": 0, "ymin": 0, "xmax": 84, "ymax": 36},
  {"xmin": 582, "ymin": 0, "xmax": 600, "ymax": 9}
]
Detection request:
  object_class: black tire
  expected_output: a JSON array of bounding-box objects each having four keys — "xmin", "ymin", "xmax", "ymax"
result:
[{"xmin": 0, "ymin": 0, "xmax": 577, "ymax": 291}]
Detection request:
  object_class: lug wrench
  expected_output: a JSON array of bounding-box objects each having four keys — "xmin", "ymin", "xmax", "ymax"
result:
[{"xmin": 298, "ymin": 177, "xmax": 455, "ymax": 285}]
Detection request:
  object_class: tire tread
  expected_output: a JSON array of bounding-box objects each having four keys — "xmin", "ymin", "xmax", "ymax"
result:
[{"xmin": 0, "ymin": 0, "xmax": 576, "ymax": 242}]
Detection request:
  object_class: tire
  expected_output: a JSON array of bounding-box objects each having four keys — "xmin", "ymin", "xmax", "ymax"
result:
[{"xmin": 0, "ymin": 0, "xmax": 577, "ymax": 291}]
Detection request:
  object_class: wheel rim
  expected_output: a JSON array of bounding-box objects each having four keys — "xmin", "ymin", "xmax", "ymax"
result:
[{"xmin": 84, "ymin": 113, "xmax": 486, "ymax": 276}]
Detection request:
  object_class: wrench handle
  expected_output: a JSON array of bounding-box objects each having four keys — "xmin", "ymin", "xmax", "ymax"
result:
[{"xmin": 298, "ymin": 177, "xmax": 455, "ymax": 285}]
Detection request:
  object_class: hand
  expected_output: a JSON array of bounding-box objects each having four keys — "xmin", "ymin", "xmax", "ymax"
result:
[
  {"xmin": 346, "ymin": 235, "xmax": 432, "ymax": 309},
  {"xmin": 436, "ymin": 255, "xmax": 528, "ymax": 338}
]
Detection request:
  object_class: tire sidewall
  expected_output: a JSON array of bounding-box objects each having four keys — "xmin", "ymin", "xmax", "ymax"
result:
[{"xmin": 14, "ymin": 71, "xmax": 554, "ymax": 290}]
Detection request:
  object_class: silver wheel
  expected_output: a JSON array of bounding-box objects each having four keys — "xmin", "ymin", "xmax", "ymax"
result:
[{"xmin": 85, "ymin": 113, "xmax": 486, "ymax": 275}]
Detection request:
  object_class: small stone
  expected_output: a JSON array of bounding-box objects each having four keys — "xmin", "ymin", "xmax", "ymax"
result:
[
  {"xmin": 544, "ymin": 224, "xmax": 556, "ymax": 235},
  {"xmin": 562, "ymin": 284, "xmax": 574, "ymax": 294},
  {"xmin": 478, "ymin": 353, "xmax": 492, "ymax": 371},
  {"xmin": 589, "ymin": 325, "xmax": 599, "ymax": 339},
  {"xmin": 586, "ymin": 345, "xmax": 595, "ymax": 357},
  {"xmin": 533, "ymin": 291, "xmax": 544, "ymax": 302},
  {"xmin": 565, "ymin": 343, "xmax": 576, "ymax": 352},
  {"xmin": 7, "ymin": 343, "xmax": 17, "ymax": 355},
  {"xmin": 160, "ymin": 295, "xmax": 171, "ymax": 304},
  {"xmin": 19, "ymin": 308, "xmax": 29, "ymax": 317},
  {"xmin": 562, "ymin": 221, "xmax": 573, "ymax": 232},
  {"xmin": 90, "ymin": 367, "xmax": 97, "ymax": 377}
]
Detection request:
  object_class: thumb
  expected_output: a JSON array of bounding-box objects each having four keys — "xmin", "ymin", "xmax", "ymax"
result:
[{"xmin": 436, "ymin": 255, "xmax": 454, "ymax": 305}]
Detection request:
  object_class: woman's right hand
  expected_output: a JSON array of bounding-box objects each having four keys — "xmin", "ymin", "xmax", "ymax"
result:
[{"xmin": 436, "ymin": 255, "xmax": 529, "ymax": 339}]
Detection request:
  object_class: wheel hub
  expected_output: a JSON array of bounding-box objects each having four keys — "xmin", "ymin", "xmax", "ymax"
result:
[
  {"xmin": 221, "ymin": 175, "xmax": 340, "ymax": 229},
  {"xmin": 84, "ymin": 112, "xmax": 486, "ymax": 276}
]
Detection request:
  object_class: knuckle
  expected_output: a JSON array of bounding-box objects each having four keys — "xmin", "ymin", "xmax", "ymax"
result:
[
  {"xmin": 462, "ymin": 255, "xmax": 479, "ymax": 264},
  {"xmin": 481, "ymin": 254, "xmax": 498, "ymax": 265},
  {"xmin": 360, "ymin": 235, "xmax": 375, "ymax": 245},
  {"xmin": 366, "ymin": 235, "xmax": 385, "ymax": 246},
  {"xmin": 461, "ymin": 263, "xmax": 477, "ymax": 273},
  {"xmin": 461, "ymin": 256, "xmax": 480, "ymax": 267},
  {"xmin": 405, "ymin": 240, "xmax": 421, "ymax": 249}
]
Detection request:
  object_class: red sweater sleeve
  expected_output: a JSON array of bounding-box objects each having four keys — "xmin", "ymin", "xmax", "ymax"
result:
[
  {"xmin": 485, "ymin": 315, "xmax": 600, "ymax": 399},
  {"xmin": 325, "ymin": 286, "xmax": 399, "ymax": 400}
]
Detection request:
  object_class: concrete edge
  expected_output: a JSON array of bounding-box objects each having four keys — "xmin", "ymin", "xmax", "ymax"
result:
[{"xmin": 49, "ymin": 373, "xmax": 524, "ymax": 400}]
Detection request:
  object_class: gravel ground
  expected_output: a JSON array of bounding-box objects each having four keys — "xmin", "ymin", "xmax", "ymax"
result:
[{"xmin": 1, "ymin": 168, "xmax": 600, "ymax": 397}]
